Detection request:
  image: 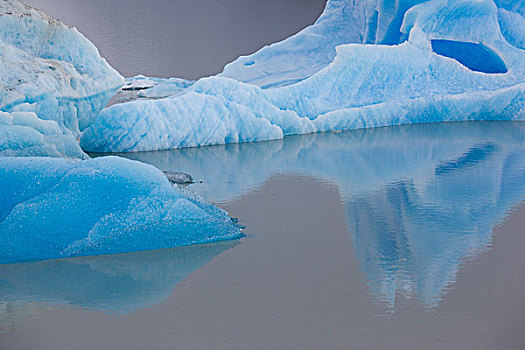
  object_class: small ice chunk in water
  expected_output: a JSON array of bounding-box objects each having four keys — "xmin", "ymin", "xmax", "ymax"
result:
[{"xmin": 164, "ymin": 171, "xmax": 194, "ymax": 185}]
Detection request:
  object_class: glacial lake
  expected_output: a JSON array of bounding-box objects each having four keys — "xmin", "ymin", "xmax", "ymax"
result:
[{"xmin": 1, "ymin": 121, "xmax": 524, "ymax": 349}]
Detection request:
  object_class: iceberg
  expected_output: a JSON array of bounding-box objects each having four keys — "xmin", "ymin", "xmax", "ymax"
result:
[
  {"xmin": 136, "ymin": 77, "xmax": 194, "ymax": 99},
  {"xmin": 81, "ymin": 0, "xmax": 525, "ymax": 153},
  {"xmin": 496, "ymin": 1, "xmax": 525, "ymax": 50},
  {"xmin": 0, "ymin": 156, "xmax": 242, "ymax": 264},
  {"xmin": 0, "ymin": 111, "xmax": 86, "ymax": 158},
  {"xmin": 0, "ymin": 0, "xmax": 124, "ymax": 136}
]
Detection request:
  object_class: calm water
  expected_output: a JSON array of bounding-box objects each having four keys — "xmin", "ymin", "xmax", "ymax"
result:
[
  {"xmin": 1, "ymin": 121, "xmax": 524, "ymax": 349},
  {"xmin": 22, "ymin": 0, "xmax": 325, "ymax": 79}
]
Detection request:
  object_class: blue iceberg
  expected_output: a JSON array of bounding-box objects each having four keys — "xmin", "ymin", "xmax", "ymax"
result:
[
  {"xmin": 81, "ymin": 0, "xmax": 525, "ymax": 152},
  {"xmin": 0, "ymin": 156, "xmax": 242, "ymax": 264}
]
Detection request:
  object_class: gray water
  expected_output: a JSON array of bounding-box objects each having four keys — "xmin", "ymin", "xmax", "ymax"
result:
[
  {"xmin": 1, "ymin": 122, "xmax": 525, "ymax": 349},
  {"xmin": 22, "ymin": 0, "xmax": 325, "ymax": 79}
]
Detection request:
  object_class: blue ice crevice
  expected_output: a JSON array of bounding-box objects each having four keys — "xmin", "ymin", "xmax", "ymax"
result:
[{"xmin": 431, "ymin": 39, "xmax": 508, "ymax": 74}]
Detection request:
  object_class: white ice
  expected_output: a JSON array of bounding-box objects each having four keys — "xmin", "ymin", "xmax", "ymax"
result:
[
  {"xmin": 0, "ymin": 0, "xmax": 124, "ymax": 136},
  {"xmin": 80, "ymin": 0, "xmax": 525, "ymax": 153},
  {"xmin": 0, "ymin": 111, "xmax": 86, "ymax": 158}
]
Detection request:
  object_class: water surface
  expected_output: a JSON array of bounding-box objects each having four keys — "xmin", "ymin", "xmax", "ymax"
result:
[{"xmin": 2, "ymin": 121, "xmax": 525, "ymax": 349}]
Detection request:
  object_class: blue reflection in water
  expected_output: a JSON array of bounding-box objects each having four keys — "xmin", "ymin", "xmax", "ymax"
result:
[
  {"xmin": 0, "ymin": 240, "xmax": 238, "ymax": 321},
  {"xmin": 347, "ymin": 140, "xmax": 525, "ymax": 308},
  {"xmin": 434, "ymin": 143, "xmax": 497, "ymax": 175},
  {"xmin": 121, "ymin": 121, "xmax": 525, "ymax": 308}
]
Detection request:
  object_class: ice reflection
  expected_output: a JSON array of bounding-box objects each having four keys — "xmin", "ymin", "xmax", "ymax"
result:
[
  {"xmin": 0, "ymin": 240, "xmax": 238, "ymax": 324},
  {"xmin": 122, "ymin": 122, "xmax": 525, "ymax": 308}
]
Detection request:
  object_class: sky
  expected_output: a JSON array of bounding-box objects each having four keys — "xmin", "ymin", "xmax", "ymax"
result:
[{"xmin": 23, "ymin": 0, "xmax": 325, "ymax": 79}]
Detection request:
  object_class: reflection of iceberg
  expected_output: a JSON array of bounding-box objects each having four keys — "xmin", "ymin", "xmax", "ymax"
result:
[
  {"xmin": 346, "ymin": 170, "xmax": 523, "ymax": 308},
  {"xmin": 347, "ymin": 137, "xmax": 525, "ymax": 307},
  {"xmin": 81, "ymin": 0, "xmax": 525, "ymax": 152},
  {"xmin": 120, "ymin": 122, "xmax": 525, "ymax": 201},
  {"xmin": 0, "ymin": 240, "xmax": 238, "ymax": 317},
  {"xmin": 119, "ymin": 121, "xmax": 525, "ymax": 307}
]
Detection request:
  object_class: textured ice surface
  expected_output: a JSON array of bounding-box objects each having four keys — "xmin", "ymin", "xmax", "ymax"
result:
[
  {"xmin": 0, "ymin": 0, "xmax": 124, "ymax": 136},
  {"xmin": 496, "ymin": 0, "xmax": 525, "ymax": 49},
  {"xmin": 0, "ymin": 2, "xmax": 242, "ymax": 265},
  {"xmin": 81, "ymin": 0, "xmax": 525, "ymax": 153},
  {"xmin": 0, "ymin": 156, "xmax": 242, "ymax": 264},
  {"xmin": 0, "ymin": 111, "xmax": 86, "ymax": 158},
  {"xmin": 222, "ymin": 0, "xmax": 525, "ymax": 87},
  {"xmin": 122, "ymin": 76, "xmax": 160, "ymax": 91},
  {"xmin": 120, "ymin": 121, "xmax": 525, "ymax": 308}
]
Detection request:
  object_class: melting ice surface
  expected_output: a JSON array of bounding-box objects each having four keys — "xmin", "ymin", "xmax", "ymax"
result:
[
  {"xmin": 0, "ymin": 0, "xmax": 124, "ymax": 159},
  {"xmin": 119, "ymin": 121, "xmax": 525, "ymax": 308},
  {"xmin": 0, "ymin": 111, "xmax": 86, "ymax": 159},
  {"xmin": 0, "ymin": 1, "xmax": 242, "ymax": 267}
]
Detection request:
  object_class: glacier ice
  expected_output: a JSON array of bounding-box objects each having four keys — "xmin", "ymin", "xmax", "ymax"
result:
[
  {"xmin": 80, "ymin": 0, "xmax": 525, "ymax": 153},
  {"xmin": 0, "ymin": 156, "xmax": 242, "ymax": 264},
  {"xmin": 0, "ymin": 0, "xmax": 124, "ymax": 136},
  {"xmin": 496, "ymin": 0, "xmax": 525, "ymax": 49},
  {"xmin": 137, "ymin": 77, "xmax": 194, "ymax": 99},
  {"xmin": 0, "ymin": 111, "xmax": 86, "ymax": 158}
]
